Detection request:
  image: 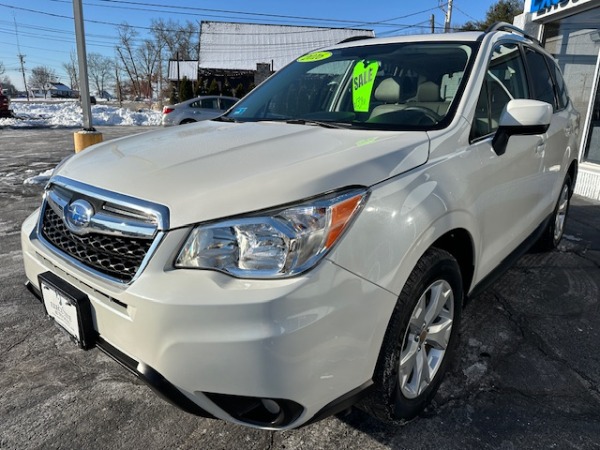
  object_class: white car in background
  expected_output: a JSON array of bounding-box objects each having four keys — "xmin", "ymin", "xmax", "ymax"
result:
[
  {"xmin": 22, "ymin": 23, "xmax": 579, "ymax": 430},
  {"xmin": 162, "ymin": 95, "xmax": 239, "ymax": 126}
]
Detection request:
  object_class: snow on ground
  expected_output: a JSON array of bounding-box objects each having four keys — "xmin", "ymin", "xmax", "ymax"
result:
[
  {"xmin": 0, "ymin": 100, "xmax": 162, "ymax": 128},
  {"xmin": 1, "ymin": 100, "xmax": 163, "ymax": 185}
]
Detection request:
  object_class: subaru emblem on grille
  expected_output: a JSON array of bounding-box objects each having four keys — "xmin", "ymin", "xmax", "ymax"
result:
[{"xmin": 64, "ymin": 199, "xmax": 94, "ymax": 234}]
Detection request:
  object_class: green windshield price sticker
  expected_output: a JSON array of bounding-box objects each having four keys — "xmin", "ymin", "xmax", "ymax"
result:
[
  {"xmin": 297, "ymin": 51, "xmax": 332, "ymax": 63},
  {"xmin": 352, "ymin": 61, "xmax": 379, "ymax": 113}
]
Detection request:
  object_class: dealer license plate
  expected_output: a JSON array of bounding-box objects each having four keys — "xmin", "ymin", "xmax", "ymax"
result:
[
  {"xmin": 38, "ymin": 272, "xmax": 95, "ymax": 349},
  {"xmin": 41, "ymin": 281, "xmax": 81, "ymax": 342}
]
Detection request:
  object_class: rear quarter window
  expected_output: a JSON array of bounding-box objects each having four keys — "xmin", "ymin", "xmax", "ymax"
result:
[{"xmin": 220, "ymin": 98, "xmax": 238, "ymax": 110}]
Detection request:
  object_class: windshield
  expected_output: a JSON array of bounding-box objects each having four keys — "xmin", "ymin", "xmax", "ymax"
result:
[{"xmin": 225, "ymin": 41, "xmax": 477, "ymax": 131}]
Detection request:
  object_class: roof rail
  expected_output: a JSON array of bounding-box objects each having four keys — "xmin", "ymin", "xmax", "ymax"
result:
[
  {"xmin": 485, "ymin": 21, "xmax": 540, "ymax": 44},
  {"xmin": 337, "ymin": 35, "xmax": 374, "ymax": 44}
]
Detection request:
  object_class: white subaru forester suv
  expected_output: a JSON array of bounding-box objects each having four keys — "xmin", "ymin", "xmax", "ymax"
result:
[{"xmin": 22, "ymin": 23, "xmax": 579, "ymax": 429}]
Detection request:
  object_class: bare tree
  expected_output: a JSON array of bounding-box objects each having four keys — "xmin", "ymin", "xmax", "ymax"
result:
[
  {"xmin": 151, "ymin": 19, "xmax": 198, "ymax": 60},
  {"xmin": 0, "ymin": 61, "xmax": 5, "ymax": 76},
  {"xmin": 88, "ymin": 52, "xmax": 114, "ymax": 98},
  {"xmin": 114, "ymin": 20, "xmax": 199, "ymax": 101},
  {"xmin": 115, "ymin": 23, "xmax": 143, "ymax": 98},
  {"xmin": 62, "ymin": 51, "xmax": 79, "ymax": 90},
  {"xmin": 136, "ymin": 39, "xmax": 160, "ymax": 100},
  {"xmin": 28, "ymin": 66, "xmax": 57, "ymax": 98},
  {"xmin": 151, "ymin": 19, "xmax": 199, "ymax": 103},
  {"xmin": 114, "ymin": 60, "xmax": 124, "ymax": 106}
]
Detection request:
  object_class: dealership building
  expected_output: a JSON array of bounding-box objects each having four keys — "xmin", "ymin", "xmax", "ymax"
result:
[{"xmin": 514, "ymin": 0, "xmax": 600, "ymax": 200}]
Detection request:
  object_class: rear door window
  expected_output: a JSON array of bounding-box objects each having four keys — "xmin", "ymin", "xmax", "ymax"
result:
[{"xmin": 200, "ymin": 99, "xmax": 218, "ymax": 109}]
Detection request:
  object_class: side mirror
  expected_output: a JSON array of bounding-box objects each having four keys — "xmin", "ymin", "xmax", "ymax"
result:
[{"xmin": 492, "ymin": 99, "xmax": 553, "ymax": 155}]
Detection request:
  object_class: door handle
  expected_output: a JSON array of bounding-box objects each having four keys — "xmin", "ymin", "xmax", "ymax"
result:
[{"xmin": 535, "ymin": 139, "xmax": 546, "ymax": 155}]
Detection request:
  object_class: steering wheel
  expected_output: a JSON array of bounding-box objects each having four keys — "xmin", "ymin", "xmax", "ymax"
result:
[{"xmin": 402, "ymin": 106, "xmax": 442, "ymax": 124}]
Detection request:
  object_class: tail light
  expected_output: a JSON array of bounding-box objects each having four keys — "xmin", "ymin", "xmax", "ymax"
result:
[{"xmin": 163, "ymin": 107, "xmax": 174, "ymax": 114}]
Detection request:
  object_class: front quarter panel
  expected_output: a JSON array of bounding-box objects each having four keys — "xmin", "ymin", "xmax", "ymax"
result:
[{"xmin": 329, "ymin": 117, "xmax": 481, "ymax": 296}]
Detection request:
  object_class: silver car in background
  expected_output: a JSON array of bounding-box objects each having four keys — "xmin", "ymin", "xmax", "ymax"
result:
[{"xmin": 162, "ymin": 95, "xmax": 239, "ymax": 126}]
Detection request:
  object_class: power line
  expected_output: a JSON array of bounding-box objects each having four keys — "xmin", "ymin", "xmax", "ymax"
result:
[
  {"xmin": 0, "ymin": 0, "xmax": 465, "ymax": 91},
  {"xmin": 3, "ymin": 1, "xmax": 449, "ymax": 34},
  {"xmin": 453, "ymin": 4, "xmax": 479, "ymax": 22},
  {"xmin": 0, "ymin": 3, "xmax": 447, "ymax": 51},
  {"xmin": 93, "ymin": 0, "xmax": 442, "ymax": 28}
]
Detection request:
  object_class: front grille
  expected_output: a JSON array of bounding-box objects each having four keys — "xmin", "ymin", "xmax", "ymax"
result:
[{"xmin": 41, "ymin": 206, "xmax": 153, "ymax": 283}]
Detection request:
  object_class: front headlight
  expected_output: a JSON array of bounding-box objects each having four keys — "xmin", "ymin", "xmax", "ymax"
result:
[{"xmin": 175, "ymin": 188, "xmax": 368, "ymax": 278}]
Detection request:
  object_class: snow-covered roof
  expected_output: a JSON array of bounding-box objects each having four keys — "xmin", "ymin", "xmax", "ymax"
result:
[
  {"xmin": 199, "ymin": 21, "xmax": 374, "ymax": 71},
  {"xmin": 45, "ymin": 82, "xmax": 73, "ymax": 91}
]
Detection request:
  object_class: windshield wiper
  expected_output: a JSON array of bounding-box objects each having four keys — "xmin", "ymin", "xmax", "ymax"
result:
[
  {"xmin": 284, "ymin": 119, "xmax": 350, "ymax": 129},
  {"xmin": 213, "ymin": 116, "xmax": 237, "ymax": 122}
]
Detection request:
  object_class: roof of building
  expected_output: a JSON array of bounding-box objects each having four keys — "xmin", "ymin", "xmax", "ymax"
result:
[
  {"xmin": 198, "ymin": 21, "xmax": 374, "ymax": 72},
  {"xmin": 52, "ymin": 82, "xmax": 73, "ymax": 90}
]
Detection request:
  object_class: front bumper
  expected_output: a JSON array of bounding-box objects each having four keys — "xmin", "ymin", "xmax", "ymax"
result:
[{"xmin": 21, "ymin": 209, "xmax": 397, "ymax": 429}]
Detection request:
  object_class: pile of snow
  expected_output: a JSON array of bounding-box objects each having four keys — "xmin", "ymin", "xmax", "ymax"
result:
[
  {"xmin": 0, "ymin": 100, "xmax": 162, "ymax": 127},
  {"xmin": 23, "ymin": 168, "xmax": 54, "ymax": 187}
]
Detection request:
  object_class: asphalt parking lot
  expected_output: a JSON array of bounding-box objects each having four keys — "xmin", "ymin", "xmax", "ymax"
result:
[{"xmin": 1, "ymin": 126, "xmax": 600, "ymax": 450}]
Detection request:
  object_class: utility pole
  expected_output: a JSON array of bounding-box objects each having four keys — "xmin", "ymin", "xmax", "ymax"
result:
[
  {"xmin": 115, "ymin": 63, "xmax": 122, "ymax": 107},
  {"xmin": 440, "ymin": 0, "xmax": 454, "ymax": 33},
  {"xmin": 431, "ymin": 14, "xmax": 435, "ymax": 34},
  {"xmin": 157, "ymin": 48, "xmax": 162, "ymax": 108},
  {"xmin": 72, "ymin": 0, "xmax": 103, "ymax": 151},
  {"xmin": 73, "ymin": 0, "xmax": 93, "ymax": 130},
  {"xmin": 13, "ymin": 16, "xmax": 29, "ymax": 101},
  {"xmin": 176, "ymin": 50, "xmax": 180, "ymax": 99}
]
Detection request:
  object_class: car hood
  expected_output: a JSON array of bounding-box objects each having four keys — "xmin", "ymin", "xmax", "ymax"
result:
[{"xmin": 56, "ymin": 121, "xmax": 430, "ymax": 228}]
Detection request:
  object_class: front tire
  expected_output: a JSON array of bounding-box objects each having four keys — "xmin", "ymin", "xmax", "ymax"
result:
[{"xmin": 363, "ymin": 248, "xmax": 463, "ymax": 422}]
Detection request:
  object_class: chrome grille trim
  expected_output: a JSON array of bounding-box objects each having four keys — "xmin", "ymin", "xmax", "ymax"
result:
[
  {"xmin": 50, "ymin": 176, "xmax": 169, "ymax": 230},
  {"xmin": 36, "ymin": 177, "xmax": 170, "ymax": 285},
  {"xmin": 46, "ymin": 189, "xmax": 157, "ymax": 239}
]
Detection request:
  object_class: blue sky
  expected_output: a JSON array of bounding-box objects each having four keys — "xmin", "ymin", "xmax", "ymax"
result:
[{"xmin": 0, "ymin": 0, "xmax": 495, "ymax": 91}]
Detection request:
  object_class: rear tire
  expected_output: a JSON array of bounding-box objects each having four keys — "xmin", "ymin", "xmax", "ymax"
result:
[
  {"xmin": 536, "ymin": 174, "xmax": 572, "ymax": 251},
  {"xmin": 180, "ymin": 119, "xmax": 196, "ymax": 125},
  {"xmin": 362, "ymin": 248, "xmax": 463, "ymax": 422}
]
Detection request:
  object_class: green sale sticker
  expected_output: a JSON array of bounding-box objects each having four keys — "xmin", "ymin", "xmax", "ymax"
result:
[
  {"xmin": 297, "ymin": 51, "xmax": 332, "ymax": 63},
  {"xmin": 352, "ymin": 61, "xmax": 379, "ymax": 113}
]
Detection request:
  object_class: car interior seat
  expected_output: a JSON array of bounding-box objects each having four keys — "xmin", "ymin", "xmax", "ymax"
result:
[
  {"xmin": 407, "ymin": 81, "xmax": 450, "ymax": 115},
  {"xmin": 369, "ymin": 78, "xmax": 406, "ymax": 118}
]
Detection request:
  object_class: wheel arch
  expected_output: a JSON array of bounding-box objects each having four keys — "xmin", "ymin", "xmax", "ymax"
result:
[
  {"xmin": 384, "ymin": 211, "xmax": 480, "ymax": 297},
  {"xmin": 431, "ymin": 228, "xmax": 475, "ymax": 300}
]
